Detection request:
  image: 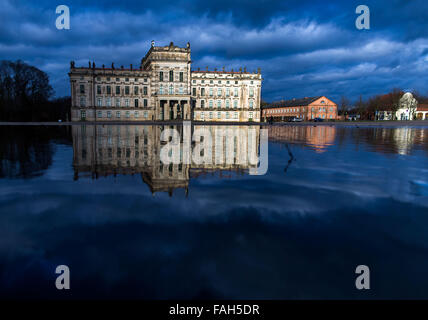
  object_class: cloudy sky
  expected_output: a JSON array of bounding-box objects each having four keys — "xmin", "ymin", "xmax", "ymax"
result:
[{"xmin": 1, "ymin": 0, "xmax": 428, "ymax": 102}]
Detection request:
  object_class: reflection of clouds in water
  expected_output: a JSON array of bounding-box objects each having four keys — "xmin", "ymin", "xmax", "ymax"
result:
[{"xmin": 1, "ymin": 125, "xmax": 428, "ymax": 299}]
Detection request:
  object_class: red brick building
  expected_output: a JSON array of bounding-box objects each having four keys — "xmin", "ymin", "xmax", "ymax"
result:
[
  {"xmin": 262, "ymin": 96, "xmax": 338, "ymax": 122},
  {"xmin": 416, "ymin": 104, "xmax": 428, "ymax": 120}
]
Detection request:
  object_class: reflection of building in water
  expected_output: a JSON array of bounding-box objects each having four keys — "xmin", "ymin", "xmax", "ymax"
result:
[
  {"xmin": 190, "ymin": 126, "xmax": 260, "ymax": 177},
  {"xmin": 268, "ymin": 125, "xmax": 336, "ymax": 153},
  {"xmin": 365, "ymin": 127, "xmax": 428, "ymax": 155},
  {"xmin": 72, "ymin": 125, "xmax": 260, "ymax": 195}
]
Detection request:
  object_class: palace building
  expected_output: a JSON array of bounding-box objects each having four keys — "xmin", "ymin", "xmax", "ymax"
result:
[
  {"xmin": 69, "ymin": 41, "xmax": 262, "ymax": 122},
  {"xmin": 262, "ymin": 96, "xmax": 338, "ymax": 122}
]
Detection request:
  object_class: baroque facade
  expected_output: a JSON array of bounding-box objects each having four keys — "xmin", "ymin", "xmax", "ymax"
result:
[{"xmin": 69, "ymin": 42, "xmax": 262, "ymax": 122}]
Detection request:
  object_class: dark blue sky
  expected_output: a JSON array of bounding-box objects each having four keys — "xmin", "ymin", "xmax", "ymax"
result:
[{"xmin": 1, "ymin": 0, "xmax": 428, "ymax": 102}]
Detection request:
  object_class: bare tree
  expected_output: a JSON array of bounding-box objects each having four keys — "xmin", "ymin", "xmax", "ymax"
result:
[{"xmin": 339, "ymin": 96, "xmax": 350, "ymax": 115}]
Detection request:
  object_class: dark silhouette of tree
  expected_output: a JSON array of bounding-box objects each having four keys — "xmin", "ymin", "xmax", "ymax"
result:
[
  {"xmin": 0, "ymin": 60, "xmax": 54, "ymax": 121},
  {"xmin": 339, "ymin": 96, "xmax": 350, "ymax": 115}
]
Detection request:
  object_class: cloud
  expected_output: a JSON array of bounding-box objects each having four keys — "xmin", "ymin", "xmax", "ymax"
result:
[{"xmin": 0, "ymin": 0, "xmax": 428, "ymax": 101}]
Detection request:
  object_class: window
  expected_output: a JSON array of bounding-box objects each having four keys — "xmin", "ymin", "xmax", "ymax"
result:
[
  {"xmin": 217, "ymin": 112, "xmax": 221, "ymax": 119},
  {"xmin": 234, "ymin": 100, "xmax": 238, "ymax": 108},
  {"xmin": 135, "ymin": 111, "xmax": 139, "ymax": 118},
  {"xmin": 80, "ymin": 96, "xmax": 85, "ymax": 107},
  {"xmin": 169, "ymin": 85, "xmax": 173, "ymax": 94},
  {"xmin": 159, "ymin": 85, "xmax": 163, "ymax": 95},
  {"xmin": 200, "ymin": 112, "xmax": 204, "ymax": 120},
  {"xmin": 106, "ymin": 86, "xmax": 111, "ymax": 94},
  {"xmin": 226, "ymin": 88, "xmax": 230, "ymax": 96},
  {"xmin": 321, "ymin": 100, "xmax": 325, "ymax": 104},
  {"xmin": 144, "ymin": 111, "xmax": 148, "ymax": 118},
  {"xmin": 209, "ymin": 100, "xmax": 213, "ymax": 108},
  {"xmin": 226, "ymin": 112, "xmax": 230, "ymax": 119},
  {"xmin": 218, "ymin": 80, "xmax": 221, "ymax": 84},
  {"xmin": 97, "ymin": 98, "xmax": 102, "ymax": 107},
  {"xmin": 125, "ymin": 99, "xmax": 130, "ymax": 107},
  {"xmin": 179, "ymin": 87, "xmax": 183, "ymax": 94},
  {"xmin": 159, "ymin": 71, "xmax": 163, "ymax": 81},
  {"xmin": 144, "ymin": 78, "xmax": 147, "ymax": 82},
  {"xmin": 201, "ymin": 80, "xmax": 205, "ymax": 84},
  {"xmin": 107, "ymin": 111, "xmax": 112, "ymax": 118},
  {"xmin": 97, "ymin": 85, "xmax": 101, "ymax": 94},
  {"xmin": 235, "ymin": 81, "xmax": 238, "ymax": 84},
  {"xmin": 143, "ymin": 86, "xmax": 148, "ymax": 95},
  {"xmin": 249, "ymin": 88, "xmax": 254, "ymax": 97},
  {"xmin": 209, "ymin": 112, "xmax": 213, "ymax": 119},
  {"xmin": 80, "ymin": 110, "xmax": 86, "ymax": 118},
  {"xmin": 135, "ymin": 99, "xmax": 139, "ymax": 108},
  {"xmin": 144, "ymin": 99, "xmax": 147, "ymax": 107},
  {"xmin": 209, "ymin": 88, "xmax": 213, "ymax": 96},
  {"xmin": 97, "ymin": 111, "xmax": 102, "ymax": 118},
  {"xmin": 193, "ymin": 88, "xmax": 196, "ymax": 96},
  {"xmin": 125, "ymin": 86, "xmax": 130, "ymax": 95},
  {"xmin": 116, "ymin": 98, "xmax": 121, "ymax": 107},
  {"xmin": 116, "ymin": 111, "xmax": 121, "ymax": 118},
  {"xmin": 235, "ymin": 112, "xmax": 238, "ymax": 119},
  {"xmin": 79, "ymin": 84, "xmax": 85, "ymax": 94},
  {"xmin": 192, "ymin": 80, "xmax": 196, "ymax": 84},
  {"xmin": 201, "ymin": 88, "xmax": 205, "ymax": 96},
  {"xmin": 116, "ymin": 78, "xmax": 120, "ymax": 81},
  {"xmin": 249, "ymin": 100, "xmax": 254, "ymax": 108},
  {"xmin": 226, "ymin": 100, "xmax": 230, "ymax": 108},
  {"xmin": 217, "ymin": 88, "xmax": 222, "ymax": 96},
  {"xmin": 201, "ymin": 100, "xmax": 205, "ymax": 108},
  {"xmin": 330, "ymin": 107, "xmax": 333, "ymax": 112},
  {"xmin": 217, "ymin": 100, "xmax": 221, "ymax": 108},
  {"xmin": 251, "ymin": 80, "xmax": 253, "ymax": 84},
  {"xmin": 234, "ymin": 88, "xmax": 238, "ymax": 97},
  {"xmin": 116, "ymin": 86, "xmax": 120, "ymax": 95},
  {"xmin": 169, "ymin": 70, "xmax": 174, "ymax": 82},
  {"xmin": 210, "ymin": 80, "xmax": 213, "ymax": 84},
  {"xmin": 126, "ymin": 111, "xmax": 130, "ymax": 118},
  {"xmin": 179, "ymin": 72, "xmax": 184, "ymax": 82},
  {"xmin": 125, "ymin": 78, "xmax": 129, "ymax": 82},
  {"xmin": 249, "ymin": 111, "xmax": 253, "ymax": 119},
  {"xmin": 106, "ymin": 97, "xmax": 111, "ymax": 107},
  {"xmin": 107, "ymin": 77, "xmax": 111, "ymax": 81},
  {"xmin": 134, "ymin": 86, "xmax": 139, "ymax": 95}
]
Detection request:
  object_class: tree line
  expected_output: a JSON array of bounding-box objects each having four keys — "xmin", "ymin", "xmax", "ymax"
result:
[
  {"xmin": 0, "ymin": 60, "xmax": 70, "ymax": 121},
  {"xmin": 339, "ymin": 89, "xmax": 428, "ymax": 120}
]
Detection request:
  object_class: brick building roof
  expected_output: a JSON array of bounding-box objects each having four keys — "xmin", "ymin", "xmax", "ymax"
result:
[
  {"xmin": 263, "ymin": 96, "xmax": 323, "ymax": 109},
  {"xmin": 417, "ymin": 104, "xmax": 428, "ymax": 111}
]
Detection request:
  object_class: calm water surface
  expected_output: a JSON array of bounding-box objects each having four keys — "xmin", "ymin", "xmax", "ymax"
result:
[{"xmin": 0, "ymin": 124, "xmax": 427, "ymax": 299}]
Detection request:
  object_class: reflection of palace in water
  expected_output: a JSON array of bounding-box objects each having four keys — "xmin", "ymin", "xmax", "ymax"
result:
[
  {"xmin": 72, "ymin": 125, "xmax": 260, "ymax": 195},
  {"xmin": 268, "ymin": 125, "xmax": 336, "ymax": 153}
]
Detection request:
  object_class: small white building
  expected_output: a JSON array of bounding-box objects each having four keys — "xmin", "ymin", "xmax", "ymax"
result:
[
  {"xmin": 395, "ymin": 92, "xmax": 418, "ymax": 120},
  {"xmin": 376, "ymin": 92, "xmax": 418, "ymax": 120}
]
